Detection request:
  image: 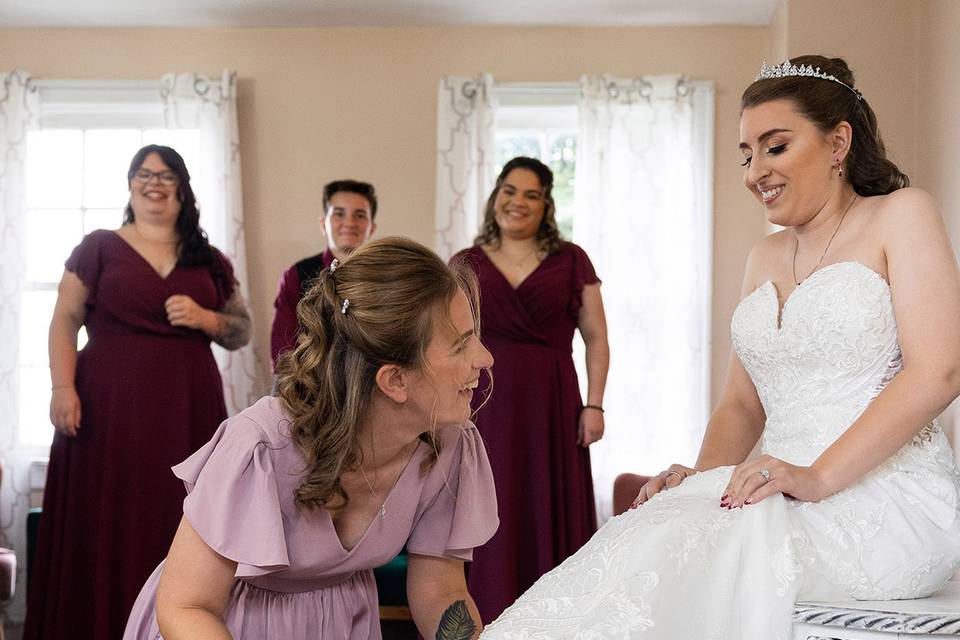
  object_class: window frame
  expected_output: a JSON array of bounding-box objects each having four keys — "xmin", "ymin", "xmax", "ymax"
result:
[
  {"xmin": 494, "ymin": 83, "xmax": 581, "ymax": 240},
  {"xmin": 18, "ymin": 81, "xmax": 194, "ymax": 453}
]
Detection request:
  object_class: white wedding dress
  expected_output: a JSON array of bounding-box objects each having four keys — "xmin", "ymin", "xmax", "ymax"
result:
[{"xmin": 482, "ymin": 261, "xmax": 960, "ymax": 639}]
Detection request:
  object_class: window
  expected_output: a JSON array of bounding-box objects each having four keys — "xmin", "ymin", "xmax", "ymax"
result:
[
  {"xmin": 18, "ymin": 85, "xmax": 198, "ymax": 448},
  {"xmin": 495, "ymin": 100, "xmax": 578, "ymax": 239}
]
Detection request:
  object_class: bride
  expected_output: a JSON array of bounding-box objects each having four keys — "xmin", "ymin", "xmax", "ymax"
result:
[{"xmin": 482, "ymin": 55, "xmax": 960, "ymax": 639}]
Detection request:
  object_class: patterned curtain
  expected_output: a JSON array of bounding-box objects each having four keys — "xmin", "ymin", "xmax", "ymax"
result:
[
  {"xmin": 434, "ymin": 74, "xmax": 497, "ymax": 259},
  {"xmin": 161, "ymin": 71, "xmax": 267, "ymax": 415},
  {"xmin": 0, "ymin": 69, "xmax": 39, "ymax": 629},
  {"xmin": 575, "ymin": 74, "xmax": 715, "ymax": 521}
]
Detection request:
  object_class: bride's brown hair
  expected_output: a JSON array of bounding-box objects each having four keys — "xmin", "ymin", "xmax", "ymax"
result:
[
  {"xmin": 741, "ymin": 55, "xmax": 909, "ymax": 197},
  {"xmin": 275, "ymin": 237, "xmax": 483, "ymax": 510}
]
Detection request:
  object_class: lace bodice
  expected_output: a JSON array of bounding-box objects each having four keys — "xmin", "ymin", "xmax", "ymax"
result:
[
  {"xmin": 732, "ymin": 261, "xmax": 911, "ymax": 465},
  {"xmin": 483, "ymin": 261, "xmax": 960, "ymax": 640}
]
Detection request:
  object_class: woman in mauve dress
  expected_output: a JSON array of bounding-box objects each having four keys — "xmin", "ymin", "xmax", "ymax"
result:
[
  {"xmin": 24, "ymin": 145, "xmax": 251, "ymax": 640},
  {"xmin": 454, "ymin": 156, "xmax": 610, "ymax": 624},
  {"xmin": 124, "ymin": 237, "xmax": 499, "ymax": 639}
]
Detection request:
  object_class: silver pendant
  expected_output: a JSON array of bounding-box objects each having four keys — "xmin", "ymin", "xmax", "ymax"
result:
[{"xmin": 379, "ymin": 504, "xmax": 386, "ymax": 520}]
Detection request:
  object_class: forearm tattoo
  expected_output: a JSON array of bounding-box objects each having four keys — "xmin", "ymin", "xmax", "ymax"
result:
[
  {"xmin": 213, "ymin": 291, "xmax": 252, "ymax": 350},
  {"xmin": 435, "ymin": 600, "xmax": 478, "ymax": 640}
]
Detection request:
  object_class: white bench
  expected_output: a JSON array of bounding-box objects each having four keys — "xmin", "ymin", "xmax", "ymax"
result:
[{"xmin": 793, "ymin": 582, "xmax": 960, "ymax": 639}]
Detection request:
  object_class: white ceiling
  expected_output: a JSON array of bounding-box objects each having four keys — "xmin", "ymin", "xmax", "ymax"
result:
[{"xmin": 0, "ymin": 0, "xmax": 779, "ymax": 28}]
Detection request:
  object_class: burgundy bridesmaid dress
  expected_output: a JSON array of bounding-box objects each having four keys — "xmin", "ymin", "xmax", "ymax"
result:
[
  {"xmin": 455, "ymin": 242, "xmax": 599, "ymax": 623},
  {"xmin": 25, "ymin": 230, "xmax": 234, "ymax": 639}
]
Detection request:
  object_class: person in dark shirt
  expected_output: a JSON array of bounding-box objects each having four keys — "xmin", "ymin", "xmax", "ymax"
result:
[{"xmin": 270, "ymin": 179, "xmax": 377, "ymax": 368}]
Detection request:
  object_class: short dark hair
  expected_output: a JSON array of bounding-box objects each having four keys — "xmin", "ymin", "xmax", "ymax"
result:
[{"xmin": 322, "ymin": 180, "xmax": 378, "ymax": 220}]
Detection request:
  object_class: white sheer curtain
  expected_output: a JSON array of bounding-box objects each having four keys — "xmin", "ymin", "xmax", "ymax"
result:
[
  {"xmin": 0, "ymin": 69, "xmax": 38, "ymax": 629},
  {"xmin": 434, "ymin": 74, "xmax": 497, "ymax": 259},
  {"xmin": 575, "ymin": 74, "xmax": 715, "ymax": 521},
  {"xmin": 160, "ymin": 71, "xmax": 267, "ymax": 415}
]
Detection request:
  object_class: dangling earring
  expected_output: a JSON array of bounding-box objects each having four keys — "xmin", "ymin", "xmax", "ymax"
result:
[{"xmin": 834, "ymin": 159, "xmax": 843, "ymax": 178}]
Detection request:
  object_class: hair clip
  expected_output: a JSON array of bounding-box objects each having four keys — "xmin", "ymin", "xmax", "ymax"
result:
[
  {"xmin": 330, "ymin": 258, "xmax": 340, "ymax": 273},
  {"xmin": 341, "ymin": 299, "xmax": 350, "ymax": 315}
]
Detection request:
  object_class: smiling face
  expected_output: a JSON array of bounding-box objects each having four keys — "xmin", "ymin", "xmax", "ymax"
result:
[
  {"xmin": 493, "ymin": 168, "xmax": 546, "ymax": 241},
  {"xmin": 406, "ymin": 288, "xmax": 493, "ymax": 427},
  {"xmin": 739, "ymin": 98, "xmax": 843, "ymax": 227},
  {"xmin": 128, "ymin": 152, "xmax": 182, "ymax": 225},
  {"xmin": 323, "ymin": 191, "xmax": 376, "ymax": 255}
]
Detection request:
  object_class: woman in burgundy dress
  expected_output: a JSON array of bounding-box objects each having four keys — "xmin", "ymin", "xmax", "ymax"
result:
[
  {"xmin": 24, "ymin": 145, "xmax": 251, "ymax": 639},
  {"xmin": 454, "ymin": 156, "xmax": 610, "ymax": 623}
]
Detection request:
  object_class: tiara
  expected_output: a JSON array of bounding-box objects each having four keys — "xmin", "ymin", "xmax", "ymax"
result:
[{"xmin": 755, "ymin": 60, "xmax": 862, "ymax": 101}]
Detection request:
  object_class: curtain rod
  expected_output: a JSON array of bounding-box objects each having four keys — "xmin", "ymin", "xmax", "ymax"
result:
[
  {"xmin": 496, "ymin": 80, "xmax": 714, "ymax": 91},
  {"xmin": 32, "ymin": 79, "xmax": 163, "ymax": 89}
]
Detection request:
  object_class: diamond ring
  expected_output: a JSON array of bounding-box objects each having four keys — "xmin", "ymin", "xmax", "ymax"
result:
[{"xmin": 759, "ymin": 468, "xmax": 770, "ymax": 481}]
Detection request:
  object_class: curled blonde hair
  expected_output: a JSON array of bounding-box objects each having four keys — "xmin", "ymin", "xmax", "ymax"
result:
[{"xmin": 275, "ymin": 236, "xmax": 482, "ymax": 510}]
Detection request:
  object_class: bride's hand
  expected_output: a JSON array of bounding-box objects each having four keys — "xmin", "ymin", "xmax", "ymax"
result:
[
  {"xmin": 722, "ymin": 454, "xmax": 828, "ymax": 508},
  {"xmin": 631, "ymin": 464, "xmax": 698, "ymax": 508}
]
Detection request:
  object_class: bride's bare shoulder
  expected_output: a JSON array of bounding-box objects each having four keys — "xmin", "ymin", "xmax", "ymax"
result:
[
  {"xmin": 741, "ymin": 229, "xmax": 791, "ymax": 291},
  {"xmin": 870, "ymin": 187, "xmax": 941, "ymax": 227}
]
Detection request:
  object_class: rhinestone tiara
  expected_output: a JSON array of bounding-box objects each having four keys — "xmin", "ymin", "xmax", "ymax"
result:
[{"xmin": 755, "ymin": 60, "xmax": 862, "ymax": 101}]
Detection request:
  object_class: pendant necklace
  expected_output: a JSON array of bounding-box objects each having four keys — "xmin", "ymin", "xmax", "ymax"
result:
[
  {"xmin": 356, "ymin": 444, "xmax": 411, "ymax": 520},
  {"xmin": 357, "ymin": 464, "xmax": 388, "ymax": 520},
  {"xmin": 504, "ymin": 243, "xmax": 540, "ymax": 278},
  {"xmin": 792, "ymin": 194, "xmax": 857, "ymax": 286}
]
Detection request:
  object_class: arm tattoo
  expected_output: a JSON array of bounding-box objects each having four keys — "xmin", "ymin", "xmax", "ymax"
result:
[
  {"xmin": 213, "ymin": 290, "xmax": 252, "ymax": 350},
  {"xmin": 435, "ymin": 600, "xmax": 478, "ymax": 640}
]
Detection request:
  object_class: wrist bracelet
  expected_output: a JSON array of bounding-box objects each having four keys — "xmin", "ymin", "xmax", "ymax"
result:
[{"xmin": 583, "ymin": 404, "xmax": 604, "ymax": 413}]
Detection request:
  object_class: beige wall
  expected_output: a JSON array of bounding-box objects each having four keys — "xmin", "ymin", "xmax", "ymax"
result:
[
  {"xmin": 0, "ymin": 7, "xmax": 951, "ymax": 411},
  {"xmin": 915, "ymin": 0, "xmax": 960, "ymax": 440},
  {"xmin": 0, "ymin": 25, "xmax": 768, "ymax": 404},
  {"xmin": 780, "ymin": 0, "xmax": 922, "ymax": 179},
  {"xmin": 769, "ymin": 0, "xmax": 960, "ymax": 442}
]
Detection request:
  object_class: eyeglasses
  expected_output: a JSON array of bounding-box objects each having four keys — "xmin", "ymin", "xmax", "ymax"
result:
[{"xmin": 132, "ymin": 168, "xmax": 179, "ymax": 186}]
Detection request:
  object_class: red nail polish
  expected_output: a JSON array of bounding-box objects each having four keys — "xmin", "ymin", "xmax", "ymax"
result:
[
  {"xmin": 744, "ymin": 498, "xmax": 752, "ymax": 505},
  {"xmin": 721, "ymin": 494, "xmax": 728, "ymax": 501}
]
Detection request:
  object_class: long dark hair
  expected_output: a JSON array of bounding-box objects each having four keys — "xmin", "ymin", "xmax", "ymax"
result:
[
  {"xmin": 741, "ymin": 55, "xmax": 908, "ymax": 197},
  {"xmin": 474, "ymin": 156, "xmax": 563, "ymax": 255},
  {"xmin": 124, "ymin": 145, "xmax": 221, "ymax": 272}
]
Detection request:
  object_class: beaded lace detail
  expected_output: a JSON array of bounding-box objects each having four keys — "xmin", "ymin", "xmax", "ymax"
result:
[{"xmin": 483, "ymin": 261, "xmax": 960, "ymax": 639}]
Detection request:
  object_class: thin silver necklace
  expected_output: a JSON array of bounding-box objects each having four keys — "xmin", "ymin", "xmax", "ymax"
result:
[
  {"xmin": 357, "ymin": 464, "xmax": 388, "ymax": 520},
  {"xmin": 792, "ymin": 194, "xmax": 857, "ymax": 286},
  {"xmin": 500, "ymin": 242, "xmax": 540, "ymax": 276},
  {"xmin": 356, "ymin": 444, "xmax": 411, "ymax": 520}
]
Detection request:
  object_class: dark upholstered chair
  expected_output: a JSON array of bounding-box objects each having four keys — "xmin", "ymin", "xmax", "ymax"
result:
[{"xmin": 612, "ymin": 473, "xmax": 653, "ymax": 516}]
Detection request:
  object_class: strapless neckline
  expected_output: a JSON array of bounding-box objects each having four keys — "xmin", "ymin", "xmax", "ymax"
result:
[{"xmin": 751, "ymin": 261, "xmax": 889, "ymax": 332}]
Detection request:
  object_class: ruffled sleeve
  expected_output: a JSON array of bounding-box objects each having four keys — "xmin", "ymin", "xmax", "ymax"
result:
[
  {"xmin": 270, "ymin": 264, "xmax": 301, "ymax": 368},
  {"xmin": 567, "ymin": 241, "xmax": 600, "ymax": 317},
  {"xmin": 570, "ymin": 241, "xmax": 600, "ymax": 290},
  {"xmin": 211, "ymin": 248, "xmax": 238, "ymax": 304},
  {"xmin": 64, "ymin": 230, "xmax": 108, "ymax": 306},
  {"xmin": 406, "ymin": 423, "xmax": 499, "ymax": 561},
  {"xmin": 172, "ymin": 416, "xmax": 290, "ymax": 578}
]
